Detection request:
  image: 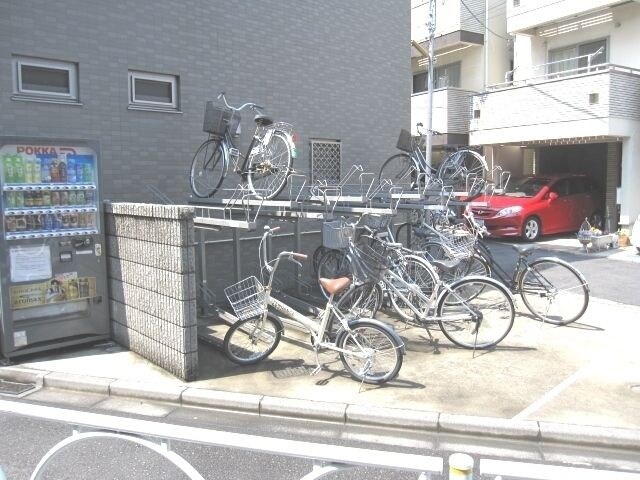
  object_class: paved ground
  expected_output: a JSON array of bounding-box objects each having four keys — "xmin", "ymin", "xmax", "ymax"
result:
[{"xmin": 2, "ymin": 236, "xmax": 640, "ymax": 441}]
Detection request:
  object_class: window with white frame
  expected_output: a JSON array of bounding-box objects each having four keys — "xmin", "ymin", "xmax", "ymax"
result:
[
  {"xmin": 128, "ymin": 71, "xmax": 179, "ymax": 110},
  {"xmin": 548, "ymin": 39, "xmax": 607, "ymax": 76},
  {"xmin": 12, "ymin": 56, "xmax": 79, "ymax": 102}
]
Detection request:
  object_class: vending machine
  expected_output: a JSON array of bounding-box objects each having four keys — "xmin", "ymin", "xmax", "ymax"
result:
[{"xmin": 0, "ymin": 137, "xmax": 109, "ymax": 358}]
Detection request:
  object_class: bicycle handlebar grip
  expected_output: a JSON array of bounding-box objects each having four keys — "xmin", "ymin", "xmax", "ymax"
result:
[
  {"xmin": 254, "ymin": 104, "xmax": 264, "ymax": 110},
  {"xmin": 269, "ymin": 226, "xmax": 281, "ymax": 232},
  {"xmin": 291, "ymin": 253, "xmax": 308, "ymax": 261}
]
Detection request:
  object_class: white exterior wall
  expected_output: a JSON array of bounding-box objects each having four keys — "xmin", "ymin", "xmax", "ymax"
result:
[{"xmin": 507, "ymin": 0, "xmax": 627, "ymax": 33}]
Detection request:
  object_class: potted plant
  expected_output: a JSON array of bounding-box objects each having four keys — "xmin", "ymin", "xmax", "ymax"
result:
[{"xmin": 617, "ymin": 228, "xmax": 631, "ymax": 247}]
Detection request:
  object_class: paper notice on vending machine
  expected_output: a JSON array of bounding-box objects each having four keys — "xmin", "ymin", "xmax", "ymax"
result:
[{"xmin": 9, "ymin": 245, "xmax": 52, "ymax": 282}]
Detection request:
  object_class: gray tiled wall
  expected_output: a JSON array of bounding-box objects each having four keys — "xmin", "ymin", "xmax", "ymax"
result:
[{"xmin": 0, "ymin": 0, "xmax": 410, "ymax": 203}]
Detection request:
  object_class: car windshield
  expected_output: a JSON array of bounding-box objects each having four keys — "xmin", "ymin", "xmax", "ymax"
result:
[{"xmin": 503, "ymin": 177, "xmax": 549, "ymax": 197}]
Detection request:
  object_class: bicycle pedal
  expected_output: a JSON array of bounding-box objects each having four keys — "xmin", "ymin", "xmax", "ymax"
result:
[{"xmin": 310, "ymin": 365, "xmax": 322, "ymax": 376}]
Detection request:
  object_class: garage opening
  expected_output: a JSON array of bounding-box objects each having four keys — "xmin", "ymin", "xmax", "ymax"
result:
[{"xmin": 537, "ymin": 142, "xmax": 621, "ymax": 231}]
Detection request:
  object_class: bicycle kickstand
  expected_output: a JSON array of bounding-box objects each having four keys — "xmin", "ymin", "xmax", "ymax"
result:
[
  {"xmin": 311, "ymin": 346, "xmax": 322, "ymax": 376},
  {"xmin": 422, "ymin": 324, "xmax": 441, "ymax": 355}
]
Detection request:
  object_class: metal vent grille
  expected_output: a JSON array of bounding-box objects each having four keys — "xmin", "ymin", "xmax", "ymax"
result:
[{"xmin": 310, "ymin": 139, "xmax": 341, "ymax": 184}]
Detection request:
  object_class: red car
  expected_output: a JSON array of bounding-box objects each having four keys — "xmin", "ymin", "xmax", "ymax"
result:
[{"xmin": 471, "ymin": 174, "xmax": 603, "ymax": 241}]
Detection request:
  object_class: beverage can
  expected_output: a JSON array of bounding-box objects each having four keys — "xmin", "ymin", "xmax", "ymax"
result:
[
  {"xmin": 32, "ymin": 191, "xmax": 42, "ymax": 207},
  {"xmin": 84, "ymin": 191, "xmax": 94, "ymax": 205},
  {"xmin": 51, "ymin": 191, "xmax": 60, "ymax": 206},
  {"xmin": 51, "ymin": 213, "xmax": 60, "ymax": 230},
  {"xmin": 61, "ymin": 214, "xmax": 70, "ymax": 229},
  {"xmin": 34, "ymin": 214, "xmax": 43, "ymax": 231},
  {"xmin": 24, "ymin": 191, "xmax": 33, "ymax": 207},
  {"xmin": 15, "ymin": 192, "xmax": 24, "ymax": 208},
  {"xmin": 76, "ymin": 191, "xmax": 85, "ymax": 205},
  {"xmin": 15, "ymin": 215, "xmax": 27, "ymax": 231},
  {"xmin": 86, "ymin": 213, "xmax": 96, "ymax": 228},
  {"xmin": 77, "ymin": 212, "xmax": 86, "ymax": 228},
  {"xmin": 5, "ymin": 192, "xmax": 15, "ymax": 209},
  {"xmin": 59, "ymin": 191, "xmax": 68, "ymax": 205},
  {"xmin": 43, "ymin": 213, "xmax": 53, "ymax": 231},
  {"xmin": 5, "ymin": 217, "xmax": 17, "ymax": 232},
  {"xmin": 69, "ymin": 191, "xmax": 77, "ymax": 205},
  {"xmin": 41, "ymin": 191, "xmax": 51, "ymax": 207},
  {"xmin": 42, "ymin": 157, "xmax": 52, "ymax": 183},
  {"xmin": 70, "ymin": 213, "xmax": 78, "ymax": 228},
  {"xmin": 26, "ymin": 214, "xmax": 36, "ymax": 231},
  {"xmin": 25, "ymin": 157, "xmax": 34, "ymax": 183}
]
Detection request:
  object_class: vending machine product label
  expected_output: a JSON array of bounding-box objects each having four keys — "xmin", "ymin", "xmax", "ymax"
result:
[
  {"xmin": 9, "ymin": 275, "xmax": 97, "ymax": 310},
  {"xmin": 9, "ymin": 245, "xmax": 52, "ymax": 282}
]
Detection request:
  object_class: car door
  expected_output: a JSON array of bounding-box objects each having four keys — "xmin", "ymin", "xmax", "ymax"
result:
[{"xmin": 544, "ymin": 178, "xmax": 572, "ymax": 233}]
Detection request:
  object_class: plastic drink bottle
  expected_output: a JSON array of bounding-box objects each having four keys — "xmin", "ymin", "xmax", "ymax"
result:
[{"xmin": 67, "ymin": 156, "xmax": 76, "ymax": 183}]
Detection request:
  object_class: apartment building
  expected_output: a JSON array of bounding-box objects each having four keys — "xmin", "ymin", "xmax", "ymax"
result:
[
  {"xmin": 470, "ymin": 0, "xmax": 640, "ymax": 229},
  {"xmin": 0, "ymin": 0, "xmax": 409, "ymax": 203},
  {"xmin": 411, "ymin": 0, "xmax": 510, "ymax": 164}
]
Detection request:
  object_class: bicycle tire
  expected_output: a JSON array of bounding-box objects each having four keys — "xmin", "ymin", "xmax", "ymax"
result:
[
  {"xmin": 420, "ymin": 240, "xmax": 490, "ymax": 283},
  {"xmin": 190, "ymin": 138, "xmax": 226, "ymax": 198},
  {"xmin": 437, "ymin": 149, "xmax": 487, "ymax": 191},
  {"xmin": 338, "ymin": 321, "xmax": 403, "ymax": 384},
  {"xmin": 388, "ymin": 255, "xmax": 438, "ymax": 321},
  {"xmin": 316, "ymin": 249, "xmax": 351, "ymax": 300},
  {"xmin": 336, "ymin": 282, "xmax": 383, "ymax": 318},
  {"xmin": 223, "ymin": 315, "xmax": 282, "ymax": 365},
  {"xmin": 519, "ymin": 258, "xmax": 589, "ymax": 325},
  {"xmin": 395, "ymin": 222, "xmax": 423, "ymax": 250},
  {"xmin": 437, "ymin": 278, "xmax": 515, "ymax": 349},
  {"xmin": 312, "ymin": 246, "xmax": 332, "ymax": 274},
  {"xmin": 378, "ymin": 153, "xmax": 420, "ymax": 189},
  {"xmin": 247, "ymin": 131, "xmax": 292, "ymax": 199}
]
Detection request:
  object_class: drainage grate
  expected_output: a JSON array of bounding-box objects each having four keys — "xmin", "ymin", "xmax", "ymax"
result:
[
  {"xmin": 0, "ymin": 379, "xmax": 36, "ymax": 396},
  {"xmin": 272, "ymin": 366, "xmax": 312, "ymax": 379}
]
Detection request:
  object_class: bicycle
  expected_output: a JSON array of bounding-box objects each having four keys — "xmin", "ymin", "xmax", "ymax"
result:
[
  {"xmin": 317, "ymin": 216, "xmax": 516, "ymax": 349},
  {"xmin": 190, "ymin": 92, "xmax": 296, "ymax": 199},
  {"xmin": 423, "ymin": 208, "xmax": 590, "ymax": 326},
  {"xmin": 222, "ymin": 226, "xmax": 404, "ymax": 384},
  {"xmin": 378, "ymin": 124, "xmax": 488, "ymax": 195}
]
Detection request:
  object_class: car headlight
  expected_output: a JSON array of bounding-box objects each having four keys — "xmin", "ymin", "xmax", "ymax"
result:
[{"xmin": 495, "ymin": 206, "xmax": 523, "ymax": 218}]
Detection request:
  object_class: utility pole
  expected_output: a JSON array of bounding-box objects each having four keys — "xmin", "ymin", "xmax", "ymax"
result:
[{"xmin": 424, "ymin": 0, "xmax": 436, "ymax": 168}]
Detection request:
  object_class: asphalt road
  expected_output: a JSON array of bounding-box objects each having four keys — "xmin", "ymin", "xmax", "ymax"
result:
[
  {"xmin": 2, "ymin": 393, "xmax": 640, "ymax": 480},
  {"xmin": 482, "ymin": 238, "xmax": 640, "ymax": 306}
]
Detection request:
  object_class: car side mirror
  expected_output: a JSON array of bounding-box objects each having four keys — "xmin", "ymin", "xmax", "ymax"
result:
[{"xmin": 548, "ymin": 192, "xmax": 559, "ymax": 201}]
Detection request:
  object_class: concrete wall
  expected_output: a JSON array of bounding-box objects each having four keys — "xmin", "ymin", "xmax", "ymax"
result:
[
  {"xmin": 0, "ymin": 0, "xmax": 410, "ymax": 203},
  {"xmin": 106, "ymin": 203, "xmax": 197, "ymax": 381}
]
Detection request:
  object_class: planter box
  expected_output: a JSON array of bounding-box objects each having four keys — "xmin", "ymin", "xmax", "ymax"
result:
[{"xmin": 577, "ymin": 232, "xmax": 617, "ymax": 252}]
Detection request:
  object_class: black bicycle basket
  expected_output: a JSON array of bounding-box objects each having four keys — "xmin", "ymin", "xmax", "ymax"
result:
[
  {"xmin": 353, "ymin": 244, "xmax": 391, "ymax": 282},
  {"xmin": 203, "ymin": 101, "xmax": 233, "ymax": 137},
  {"xmin": 396, "ymin": 129, "xmax": 413, "ymax": 153}
]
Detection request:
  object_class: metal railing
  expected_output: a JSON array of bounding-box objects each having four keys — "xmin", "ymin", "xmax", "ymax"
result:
[{"xmin": 488, "ymin": 62, "xmax": 640, "ymax": 92}]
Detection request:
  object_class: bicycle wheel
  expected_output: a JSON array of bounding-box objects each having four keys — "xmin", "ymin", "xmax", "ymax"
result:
[
  {"xmin": 519, "ymin": 258, "xmax": 589, "ymax": 325},
  {"xmin": 247, "ymin": 131, "xmax": 292, "ymax": 199},
  {"xmin": 336, "ymin": 282, "xmax": 383, "ymax": 318},
  {"xmin": 378, "ymin": 153, "xmax": 419, "ymax": 189},
  {"xmin": 395, "ymin": 222, "xmax": 423, "ymax": 250},
  {"xmin": 223, "ymin": 315, "xmax": 282, "ymax": 365},
  {"xmin": 312, "ymin": 246, "xmax": 332, "ymax": 274},
  {"xmin": 388, "ymin": 255, "xmax": 438, "ymax": 321},
  {"xmin": 437, "ymin": 278, "xmax": 514, "ymax": 349},
  {"xmin": 338, "ymin": 321, "xmax": 403, "ymax": 384},
  {"xmin": 437, "ymin": 149, "xmax": 487, "ymax": 192},
  {"xmin": 190, "ymin": 138, "xmax": 226, "ymax": 198},
  {"xmin": 317, "ymin": 249, "xmax": 352, "ymax": 300}
]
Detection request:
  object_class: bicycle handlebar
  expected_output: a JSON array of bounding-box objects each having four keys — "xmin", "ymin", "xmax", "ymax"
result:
[
  {"xmin": 416, "ymin": 123, "xmax": 442, "ymax": 136},
  {"xmin": 217, "ymin": 91, "xmax": 264, "ymax": 113}
]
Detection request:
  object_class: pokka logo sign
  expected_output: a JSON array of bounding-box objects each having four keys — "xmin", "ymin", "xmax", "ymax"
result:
[{"xmin": 15, "ymin": 146, "xmax": 78, "ymax": 155}]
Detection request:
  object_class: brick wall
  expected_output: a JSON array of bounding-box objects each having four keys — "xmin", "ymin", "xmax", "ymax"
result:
[{"xmin": 106, "ymin": 202, "xmax": 197, "ymax": 381}]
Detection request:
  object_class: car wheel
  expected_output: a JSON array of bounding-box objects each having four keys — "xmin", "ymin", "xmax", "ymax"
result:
[
  {"xmin": 589, "ymin": 211, "xmax": 604, "ymax": 230},
  {"xmin": 522, "ymin": 216, "xmax": 541, "ymax": 242}
]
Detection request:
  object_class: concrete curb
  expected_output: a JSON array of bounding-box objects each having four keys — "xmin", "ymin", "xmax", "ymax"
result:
[{"xmin": 2, "ymin": 367, "xmax": 640, "ymax": 450}]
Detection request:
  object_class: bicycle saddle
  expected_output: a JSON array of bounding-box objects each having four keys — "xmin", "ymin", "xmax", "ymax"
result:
[
  {"xmin": 512, "ymin": 244, "xmax": 537, "ymax": 256},
  {"xmin": 430, "ymin": 259, "xmax": 461, "ymax": 272},
  {"xmin": 254, "ymin": 114, "xmax": 274, "ymax": 127},
  {"xmin": 319, "ymin": 277, "xmax": 352, "ymax": 295}
]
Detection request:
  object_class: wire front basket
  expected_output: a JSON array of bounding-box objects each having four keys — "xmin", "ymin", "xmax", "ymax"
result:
[
  {"xmin": 352, "ymin": 244, "xmax": 391, "ymax": 282},
  {"xmin": 322, "ymin": 220, "xmax": 355, "ymax": 249},
  {"xmin": 437, "ymin": 225, "xmax": 476, "ymax": 259},
  {"xmin": 224, "ymin": 276, "xmax": 267, "ymax": 321},
  {"xmin": 361, "ymin": 213, "xmax": 393, "ymax": 231},
  {"xmin": 396, "ymin": 129, "xmax": 413, "ymax": 153}
]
